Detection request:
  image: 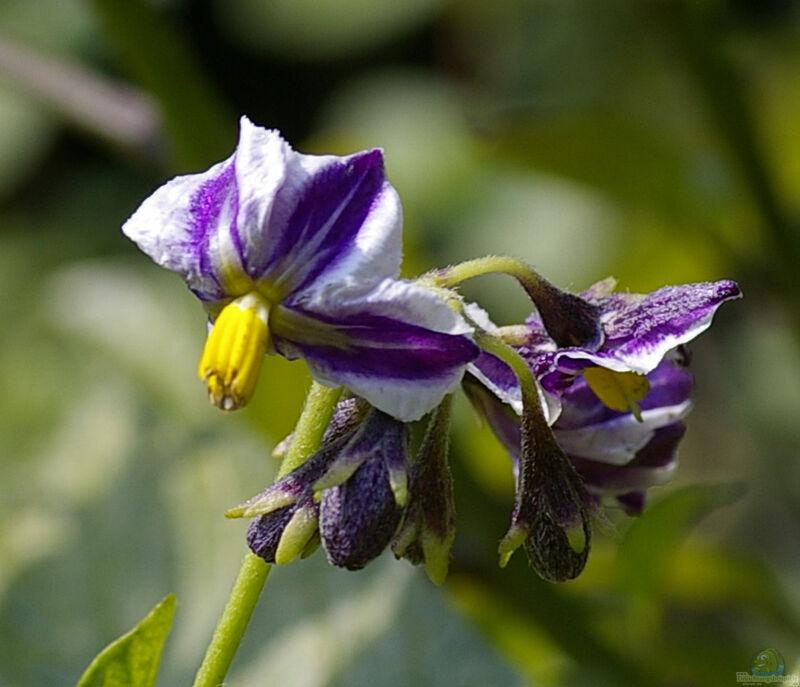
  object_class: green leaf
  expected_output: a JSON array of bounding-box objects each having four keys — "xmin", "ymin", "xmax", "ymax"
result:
[
  {"xmin": 619, "ymin": 483, "xmax": 746, "ymax": 596},
  {"xmin": 76, "ymin": 594, "xmax": 176, "ymax": 687}
]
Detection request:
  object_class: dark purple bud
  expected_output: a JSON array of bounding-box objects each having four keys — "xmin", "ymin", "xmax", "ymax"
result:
[
  {"xmin": 500, "ymin": 399, "xmax": 592, "ymax": 582},
  {"xmin": 517, "ymin": 275, "xmax": 603, "ymax": 350},
  {"xmin": 315, "ymin": 408, "xmax": 407, "ymax": 504},
  {"xmin": 320, "ymin": 454, "xmax": 403, "ymax": 570},
  {"xmin": 242, "ymin": 399, "xmax": 369, "ymax": 564},
  {"xmin": 243, "ymin": 445, "xmax": 335, "ymax": 565},
  {"xmin": 319, "ymin": 413, "xmax": 408, "ymax": 570}
]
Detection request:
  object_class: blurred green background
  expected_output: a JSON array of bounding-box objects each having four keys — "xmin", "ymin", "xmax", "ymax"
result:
[{"xmin": 1, "ymin": 0, "xmax": 799, "ymax": 685}]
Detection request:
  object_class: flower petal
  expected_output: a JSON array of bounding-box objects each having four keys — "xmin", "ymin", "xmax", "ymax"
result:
[
  {"xmin": 271, "ymin": 280, "xmax": 479, "ymax": 421},
  {"xmin": 122, "ymin": 118, "xmax": 291, "ymax": 305},
  {"xmin": 123, "ymin": 117, "xmax": 402, "ymax": 311},
  {"xmin": 122, "ymin": 154, "xmax": 241, "ymax": 303},
  {"xmin": 259, "ymin": 145, "xmax": 401, "ymax": 302},
  {"xmin": 462, "ymin": 301, "xmax": 560, "ymax": 423},
  {"xmin": 224, "ymin": 117, "xmax": 292, "ymax": 280},
  {"xmin": 552, "ymin": 397, "xmax": 691, "ymax": 466},
  {"xmin": 570, "ymin": 422, "xmax": 684, "ymax": 496},
  {"xmin": 468, "ymin": 352, "xmax": 561, "ymax": 425},
  {"xmin": 547, "ymin": 280, "xmax": 741, "ymax": 376},
  {"xmin": 555, "ymin": 360, "xmax": 693, "ymax": 430}
]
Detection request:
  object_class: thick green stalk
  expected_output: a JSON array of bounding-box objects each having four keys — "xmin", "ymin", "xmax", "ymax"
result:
[
  {"xmin": 472, "ymin": 329, "xmax": 543, "ymax": 426},
  {"xmin": 278, "ymin": 383, "xmax": 343, "ymax": 477},
  {"xmin": 192, "ymin": 381, "xmax": 342, "ymax": 687},
  {"xmin": 430, "ymin": 255, "xmax": 543, "ymax": 292},
  {"xmin": 191, "ymin": 552, "xmax": 270, "ymax": 687}
]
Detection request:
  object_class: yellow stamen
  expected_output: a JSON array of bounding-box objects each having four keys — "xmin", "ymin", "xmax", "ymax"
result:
[
  {"xmin": 583, "ymin": 367, "xmax": 650, "ymax": 421},
  {"xmin": 197, "ymin": 292, "xmax": 270, "ymax": 411}
]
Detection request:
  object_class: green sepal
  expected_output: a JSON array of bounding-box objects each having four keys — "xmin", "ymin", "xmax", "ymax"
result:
[
  {"xmin": 274, "ymin": 505, "xmax": 318, "ymax": 565},
  {"xmin": 225, "ymin": 489, "xmax": 295, "ymax": 519}
]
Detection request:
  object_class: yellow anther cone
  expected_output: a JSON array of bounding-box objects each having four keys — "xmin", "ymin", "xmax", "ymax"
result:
[{"xmin": 198, "ymin": 293, "xmax": 270, "ymax": 411}]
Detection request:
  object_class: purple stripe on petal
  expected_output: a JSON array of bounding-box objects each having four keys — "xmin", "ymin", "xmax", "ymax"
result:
[
  {"xmin": 530, "ymin": 280, "xmax": 740, "ymax": 385},
  {"xmin": 291, "ymin": 335, "xmax": 476, "ymax": 382},
  {"xmin": 189, "ymin": 162, "xmax": 237, "ymax": 280},
  {"xmin": 123, "ymin": 155, "xmax": 245, "ymax": 304},
  {"xmin": 263, "ymin": 150, "xmax": 387, "ymax": 297},
  {"xmin": 470, "ymin": 351, "xmax": 520, "ymax": 397},
  {"xmin": 595, "ymin": 280, "xmax": 740, "ymax": 372},
  {"xmin": 273, "ymin": 279, "xmax": 477, "ymax": 420},
  {"xmin": 605, "ymin": 281, "xmax": 740, "ymax": 344},
  {"xmin": 273, "ymin": 305, "xmax": 479, "ymax": 382}
]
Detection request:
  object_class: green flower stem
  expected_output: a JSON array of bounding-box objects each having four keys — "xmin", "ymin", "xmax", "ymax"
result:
[
  {"xmin": 472, "ymin": 328, "xmax": 543, "ymax": 425},
  {"xmin": 473, "ymin": 328, "xmax": 562, "ymax": 565},
  {"xmin": 430, "ymin": 255, "xmax": 545, "ymax": 293},
  {"xmin": 431, "ymin": 257, "xmax": 601, "ymax": 349},
  {"xmin": 192, "ymin": 381, "xmax": 342, "ymax": 687},
  {"xmin": 191, "ymin": 552, "xmax": 270, "ymax": 687},
  {"xmin": 278, "ymin": 382, "xmax": 343, "ymax": 477}
]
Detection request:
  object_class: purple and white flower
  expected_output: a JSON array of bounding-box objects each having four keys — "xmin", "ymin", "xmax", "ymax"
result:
[
  {"xmin": 466, "ymin": 278, "xmax": 741, "ymax": 510},
  {"xmin": 123, "ymin": 116, "xmax": 478, "ymax": 421},
  {"xmin": 465, "ymin": 356, "xmax": 692, "ymax": 512},
  {"xmin": 531, "ymin": 277, "xmax": 741, "ymax": 391}
]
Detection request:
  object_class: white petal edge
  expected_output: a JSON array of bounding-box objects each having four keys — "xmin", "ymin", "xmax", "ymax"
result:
[
  {"xmin": 122, "ymin": 156, "xmax": 234, "ymax": 298},
  {"xmin": 232, "ymin": 116, "xmax": 292, "ymax": 272},
  {"xmin": 553, "ymin": 400, "xmax": 692, "ymax": 465},
  {"xmin": 309, "ymin": 369, "xmax": 467, "ymax": 423}
]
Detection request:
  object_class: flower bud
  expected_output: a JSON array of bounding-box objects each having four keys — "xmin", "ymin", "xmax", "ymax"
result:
[
  {"xmin": 318, "ymin": 411, "xmax": 409, "ymax": 570},
  {"xmin": 393, "ymin": 396, "xmax": 455, "ymax": 585},
  {"xmin": 498, "ymin": 396, "xmax": 592, "ymax": 582},
  {"xmin": 521, "ymin": 280, "xmax": 603, "ymax": 351},
  {"xmin": 240, "ymin": 399, "xmax": 369, "ymax": 565}
]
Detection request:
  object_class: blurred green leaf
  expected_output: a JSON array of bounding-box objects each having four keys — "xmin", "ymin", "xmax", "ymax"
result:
[
  {"xmin": 217, "ymin": 0, "xmax": 448, "ymax": 60},
  {"xmin": 0, "ymin": 0, "xmax": 93, "ymax": 53},
  {"xmin": 0, "ymin": 87, "xmax": 56, "ymax": 200},
  {"xmin": 87, "ymin": 0, "xmax": 234, "ymax": 171},
  {"xmin": 229, "ymin": 559, "xmax": 526, "ymax": 687},
  {"xmin": 619, "ymin": 483, "xmax": 746, "ymax": 596},
  {"xmin": 666, "ymin": 545, "xmax": 800, "ymax": 637},
  {"xmin": 76, "ymin": 594, "xmax": 176, "ymax": 687},
  {"xmin": 493, "ymin": 111, "xmax": 721, "ymax": 222}
]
